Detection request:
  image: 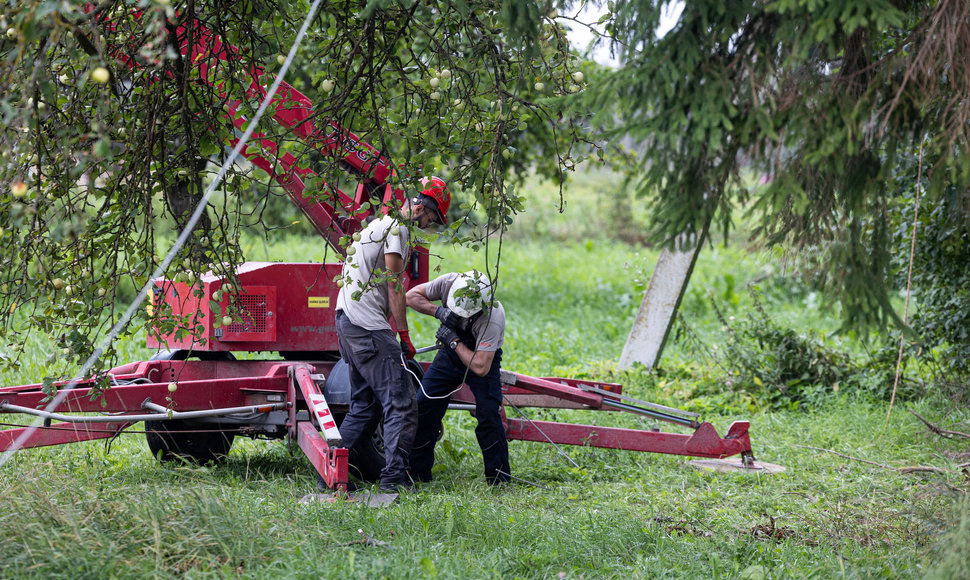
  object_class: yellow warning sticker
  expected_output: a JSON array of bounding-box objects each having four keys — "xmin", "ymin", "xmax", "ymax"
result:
[{"xmin": 308, "ymin": 297, "xmax": 330, "ymax": 309}]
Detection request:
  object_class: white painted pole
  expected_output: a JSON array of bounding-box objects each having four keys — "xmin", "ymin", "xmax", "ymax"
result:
[{"xmin": 618, "ymin": 235, "xmax": 704, "ymax": 370}]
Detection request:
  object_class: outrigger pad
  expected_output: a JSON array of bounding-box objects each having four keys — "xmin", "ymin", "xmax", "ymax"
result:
[
  {"xmin": 686, "ymin": 459, "xmax": 787, "ymax": 474},
  {"xmin": 299, "ymin": 492, "xmax": 400, "ymax": 507}
]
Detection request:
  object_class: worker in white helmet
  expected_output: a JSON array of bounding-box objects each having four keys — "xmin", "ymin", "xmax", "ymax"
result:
[
  {"xmin": 405, "ymin": 270, "xmax": 511, "ymax": 485},
  {"xmin": 335, "ymin": 177, "xmax": 450, "ymax": 493}
]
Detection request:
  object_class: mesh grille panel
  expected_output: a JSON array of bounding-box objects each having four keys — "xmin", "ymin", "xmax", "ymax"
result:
[{"xmin": 227, "ymin": 294, "xmax": 267, "ymax": 333}]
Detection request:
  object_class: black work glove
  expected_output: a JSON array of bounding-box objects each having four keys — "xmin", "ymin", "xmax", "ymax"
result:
[
  {"xmin": 435, "ymin": 324, "xmax": 460, "ymax": 350},
  {"xmin": 435, "ymin": 306, "xmax": 462, "ymax": 329}
]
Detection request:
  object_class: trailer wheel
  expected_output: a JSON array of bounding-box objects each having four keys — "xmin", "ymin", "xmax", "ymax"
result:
[
  {"xmin": 333, "ymin": 413, "xmax": 385, "ymax": 483},
  {"xmin": 329, "ymin": 359, "xmax": 424, "ymax": 483},
  {"xmin": 145, "ymin": 350, "xmax": 237, "ymax": 463},
  {"xmin": 145, "ymin": 419, "xmax": 236, "ymax": 464}
]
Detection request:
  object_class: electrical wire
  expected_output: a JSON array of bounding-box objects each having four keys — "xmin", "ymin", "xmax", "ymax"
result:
[
  {"xmin": 0, "ymin": 0, "xmax": 325, "ymax": 469},
  {"xmin": 503, "ymin": 399, "xmax": 581, "ymax": 469},
  {"xmin": 401, "ymin": 351, "xmax": 463, "ymax": 400}
]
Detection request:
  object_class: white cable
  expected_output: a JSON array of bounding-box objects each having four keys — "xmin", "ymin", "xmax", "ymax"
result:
[
  {"xmin": 401, "ymin": 351, "xmax": 463, "ymax": 400},
  {"xmin": 0, "ymin": 0, "xmax": 325, "ymax": 469}
]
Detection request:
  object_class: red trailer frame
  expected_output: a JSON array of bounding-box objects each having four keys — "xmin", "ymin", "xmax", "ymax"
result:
[{"xmin": 0, "ymin": 7, "xmax": 760, "ymax": 492}]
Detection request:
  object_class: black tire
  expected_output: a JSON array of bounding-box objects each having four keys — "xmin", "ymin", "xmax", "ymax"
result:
[
  {"xmin": 146, "ymin": 350, "xmax": 236, "ymax": 463},
  {"xmin": 334, "ymin": 413, "xmax": 385, "ymax": 483},
  {"xmin": 145, "ymin": 419, "xmax": 235, "ymax": 464}
]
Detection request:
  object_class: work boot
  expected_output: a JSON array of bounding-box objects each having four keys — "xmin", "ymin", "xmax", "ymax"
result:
[
  {"xmin": 408, "ymin": 469, "xmax": 433, "ymax": 483},
  {"xmin": 379, "ymin": 477, "xmax": 416, "ymax": 493}
]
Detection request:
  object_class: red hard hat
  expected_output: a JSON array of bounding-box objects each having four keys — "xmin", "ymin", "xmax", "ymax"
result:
[{"xmin": 419, "ymin": 176, "xmax": 450, "ymax": 225}]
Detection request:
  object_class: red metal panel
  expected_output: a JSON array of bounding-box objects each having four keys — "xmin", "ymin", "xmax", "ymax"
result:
[
  {"xmin": 1, "ymin": 361, "xmax": 303, "ymax": 413},
  {"xmin": 149, "ymin": 262, "xmax": 432, "ymax": 354},
  {"xmin": 2, "ymin": 377, "xmax": 286, "ymax": 414},
  {"xmin": 504, "ymin": 374, "xmax": 604, "ymax": 408},
  {"xmin": 539, "ymin": 377, "xmax": 624, "ymax": 394},
  {"xmin": 291, "ymin": 366, "xmax": 341, "ymax": 443},
  {"xmin": 296, "ymin": 421, "xmax": 349, "ymax": 491},
  {"xmin": 0, "ymin": 422, "xmax": 130, "ymax": 451},
  {"xmin": 505, "ymin": 419, "xmax": 751, "ymax": 459}
]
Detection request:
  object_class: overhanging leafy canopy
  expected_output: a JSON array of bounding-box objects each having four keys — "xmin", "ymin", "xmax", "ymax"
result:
[
  {"xmin": 0, "ymin": 0, "xmax": 592, "ymax": 370},
  {"xmin": 587, "ymin": 0, "xmax": 970, "ymax": 330}
]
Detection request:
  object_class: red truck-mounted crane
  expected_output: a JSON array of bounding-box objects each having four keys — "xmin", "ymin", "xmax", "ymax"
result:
[{"xmin": 0, "ymin": 9, "xmax": 762, "ymax": 492}]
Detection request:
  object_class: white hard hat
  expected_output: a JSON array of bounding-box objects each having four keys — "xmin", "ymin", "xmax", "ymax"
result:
[{"xmin": 446, "ymin": 271, "xmax": 493, "ymax": 318}]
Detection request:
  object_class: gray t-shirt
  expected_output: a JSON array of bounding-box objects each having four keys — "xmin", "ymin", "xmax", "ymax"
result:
[
  {"xmin": 336, "ymin": 215, "xmax": 411, "ymax": 331},
  {"xmin": 426, "ymin": 272, "xmax": 505, "ymax": 352}
]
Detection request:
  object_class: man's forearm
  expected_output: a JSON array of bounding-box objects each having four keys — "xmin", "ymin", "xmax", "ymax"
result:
[
  {"xmin": 389, "ymin": 283, "xmax": 409, "ymax": 332},
  {"xmin": 454, "ymin": 343, "xmax": 494, "ymax": 376},
  {"xmin": 405, "ymin": 285, "xmax": 438, "ymax": 317}
]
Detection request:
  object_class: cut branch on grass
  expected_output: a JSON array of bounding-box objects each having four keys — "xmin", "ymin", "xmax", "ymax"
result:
[
  {"xmin": 908, "ymin": 409, "xmax": 970, "ymax": 440},
  {"xmin": 796, "ymin": 444, "xmax": 950, "ymax": 475}
]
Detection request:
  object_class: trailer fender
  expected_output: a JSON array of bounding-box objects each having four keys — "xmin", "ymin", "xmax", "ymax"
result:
[
  {"xmin": 322, "ymin": 358, "xmax": 424, "ymax": 404},
  {"xmin": 322, "ymin": 359, "xmax": 352, "ymax": 405}
]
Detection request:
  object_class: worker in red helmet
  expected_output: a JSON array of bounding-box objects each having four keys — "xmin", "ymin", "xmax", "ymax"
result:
[
  {"xmin": 335, "ymin": 176, "xmax": 449, "ymax": 493},
  {"xmin": 406, "ymin": 270, "xmax": 512, "ymax": 486},
  {"xmin": 413, "ymin": 176, "xmax": 450, "ymax": 225}
]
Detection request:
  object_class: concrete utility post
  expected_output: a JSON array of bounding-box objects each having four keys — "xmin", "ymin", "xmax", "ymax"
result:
[{"xmin": 618, "ymin": 233, "xmax": 705, "ymax": 370}]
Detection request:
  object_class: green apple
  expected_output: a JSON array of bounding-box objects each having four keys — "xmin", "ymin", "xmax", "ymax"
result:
[
  {"xmin": 91, "ymin": 67, "xmax": 110, "ymax": 84},
  {"xmin": 11, "ymin": 181, "xmax": 27, "ymax": 198}
]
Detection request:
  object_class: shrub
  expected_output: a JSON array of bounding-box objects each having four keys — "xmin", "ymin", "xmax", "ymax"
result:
[{"xmin": 674, "ymin": 292, "xmax": 926, "ymax": 411}]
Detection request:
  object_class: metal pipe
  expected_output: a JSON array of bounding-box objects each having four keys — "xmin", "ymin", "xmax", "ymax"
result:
[
  {"xmin": 600, "ymin": 399, "xmax": 699, "ymax": 428},
  {"xmin": 0, "ymin": 401, "xmax": 286, "ymax": 423},
  {"xmin": 577, "ymin": 384, "xmax": 699, "ymax": 418}
]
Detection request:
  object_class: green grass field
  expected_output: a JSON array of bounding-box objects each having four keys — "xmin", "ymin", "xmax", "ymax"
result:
[{"xmin": 1, "ymin": 168, "xmax": 968, "ymax": 578}]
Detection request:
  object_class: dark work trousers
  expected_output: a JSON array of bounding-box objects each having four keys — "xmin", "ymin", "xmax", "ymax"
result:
[
  {"xmin": 335, "ymin": 311, "xmax": 417, "ymax": 487},
  {"xmin": 411, "ymin": 347, "xmax": 511, "ymax": 484}
]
